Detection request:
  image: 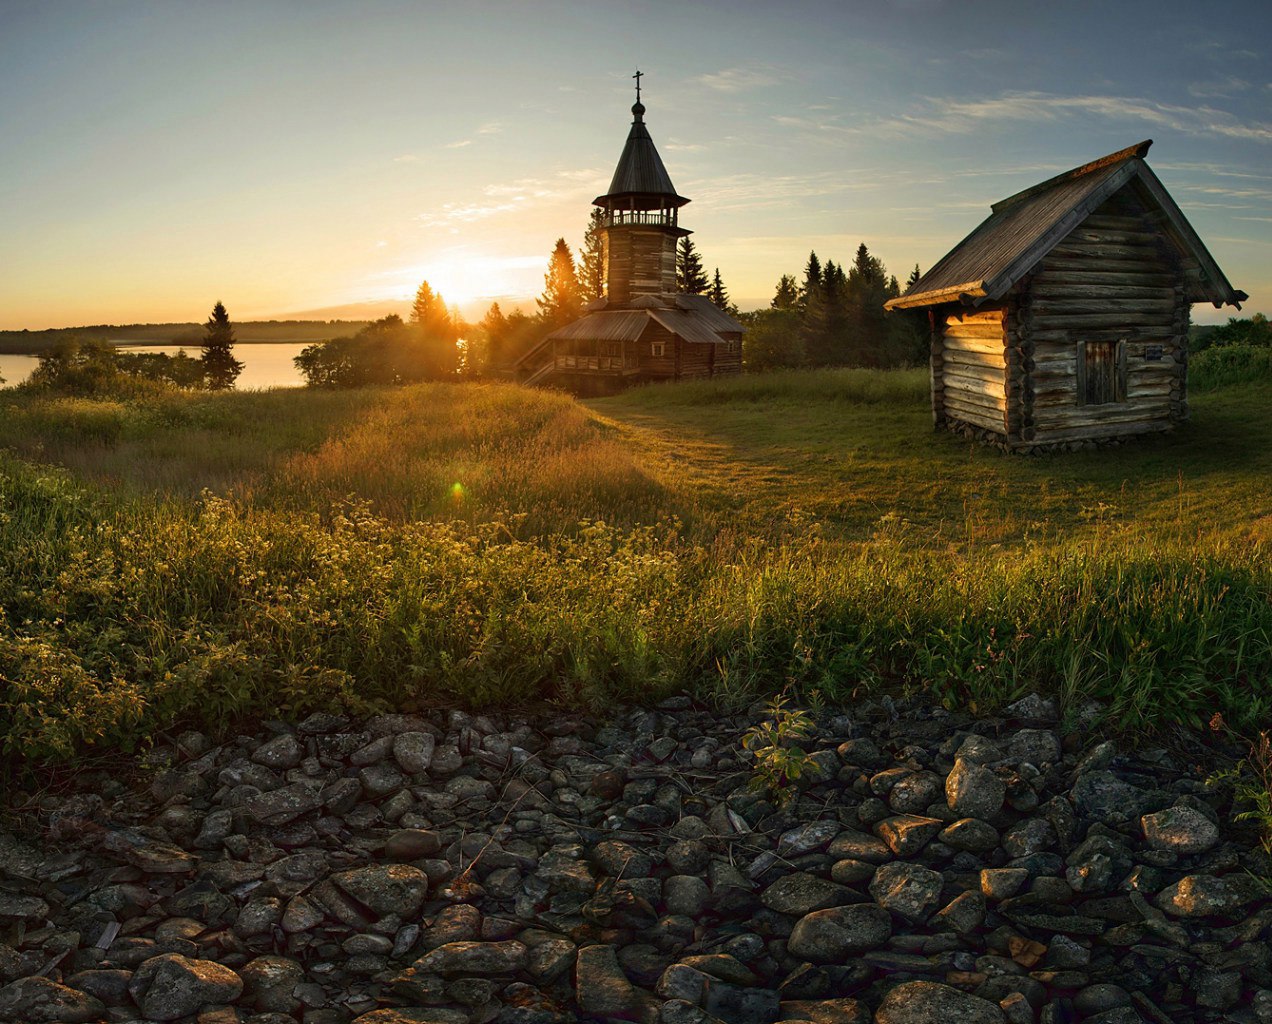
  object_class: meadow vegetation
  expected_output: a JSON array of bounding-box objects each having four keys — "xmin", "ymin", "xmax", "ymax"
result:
[{"xmin": 0, "ymin": 367, "xmax": 1269, "ymax": 766}]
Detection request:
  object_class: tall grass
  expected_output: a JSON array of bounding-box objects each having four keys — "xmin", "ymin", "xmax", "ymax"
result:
[
  {"xmin": 1191, "ymin": 344, "xmax": 1272, "ymax": 391},
  {"xmin": 1, "ymin": 371, "xmax": 1270, "ymax": 764},
  {"xmin": 614, "ymin": 366, "xmax": 930, "ymax": 408}
]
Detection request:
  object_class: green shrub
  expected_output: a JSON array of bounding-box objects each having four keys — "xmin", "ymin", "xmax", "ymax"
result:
[{"xmin": 1191, "ymin": 344, "xmax": 1272, "ymax": 391}]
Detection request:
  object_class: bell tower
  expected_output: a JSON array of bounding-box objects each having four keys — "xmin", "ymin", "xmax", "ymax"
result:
[{"xmin": 593, "ymin": 72, "xmax": 691, "ymax": 304}]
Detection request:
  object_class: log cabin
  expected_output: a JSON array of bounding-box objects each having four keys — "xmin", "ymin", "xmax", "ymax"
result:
[
  {"xmin": 885, "ymin": 140, "xmax": 1247, "ymax": 450},
  {"xmin": 517, "ymin": 79, "xmax": 743, "ymax": 395}
]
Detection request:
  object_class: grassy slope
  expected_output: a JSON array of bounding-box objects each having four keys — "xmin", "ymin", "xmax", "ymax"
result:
[
  {"xmin": 591, "ymin": 369, "xmax": 1272, "ymax": 550},
  {"xmin": 0, "ymin": 371, "xmax": 1269, "ymax": 760}
]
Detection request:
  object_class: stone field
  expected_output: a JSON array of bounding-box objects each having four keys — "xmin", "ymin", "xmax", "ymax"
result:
[{"xmin": 0, "ymin": 694, "xmax": 1269, "ymax": 1024}]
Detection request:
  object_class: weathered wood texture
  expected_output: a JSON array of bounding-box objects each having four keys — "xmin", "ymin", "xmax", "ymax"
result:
[
  {"xmin": 633, "ymin": 324, "xmax": 742, "ymax": 381},
  {"xmin": 603, "ymin": 228, "xmax": 677, "ymax": 304},
  {"xmin": 938, "ymin": 307, "xmax": 1006, "ymax": 435},
  {"xmin": 933, "ymin": 188, "xmax": 1193, "ymax": 447},
  {"xmin": 1021, "ymin": 190, "xmax": 1187, "ymax": 443}
]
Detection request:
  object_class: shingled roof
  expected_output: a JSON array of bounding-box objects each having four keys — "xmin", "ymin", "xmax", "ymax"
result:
[
  {"xmin": 886, "ymin": 140, "xmax": 1246, "ymax": 311},
  {"xmin": 538, "ymin": 294, "xmax": 742, "ymax": 349},
  {"xmin": 594, "ymin": 101, "xmax": 689, "ymax": 209}
]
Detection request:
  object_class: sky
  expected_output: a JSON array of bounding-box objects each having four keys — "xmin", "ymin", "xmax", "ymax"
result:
[{"xmin": 2, "ymin": 0, "xmax": 1270, "ymax": 329}]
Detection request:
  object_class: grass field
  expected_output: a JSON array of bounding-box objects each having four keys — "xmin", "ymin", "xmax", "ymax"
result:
[{"xmin": 0, "ymin": 369, "xmax": 1269, "ymax": 762}]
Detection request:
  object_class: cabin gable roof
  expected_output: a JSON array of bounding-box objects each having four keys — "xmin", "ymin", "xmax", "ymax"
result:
[{"xmin": 885, "ymin": 140, "xmax": 1247, "ymax": 311}]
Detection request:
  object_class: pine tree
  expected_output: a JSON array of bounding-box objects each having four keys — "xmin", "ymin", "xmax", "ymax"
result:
[
  {"xmin": 201, "ymin": 301, "xmax": 243, "ymax": 390},
  {"xmin": 846, "ymin": 243, "xmax": 892, "ymax": 367},
  {"xmin": 772, "ymin": 274, "xmax": 800, "ymax": 310},
  {"xmin": 537, "ymin": 238, "xmax": 583, "ymax": 328},
  {"xmin": 578, "ymin": 208, "xmax": 606, "ymax": 301},
  {"xmin": 408, "ymin": 280, "xmax": 458, "ymax": 379},
  {"xmin": 676, "ymin": 237, "xmax": 708, "ymax": 295},
  {"xmin": 906, "ymin": 264, "xmax": 922, "ymax": 292},
  {"xmin": 708, "ymin": 268, "xmax": 736, "ymax": 314},
  {"xmin": 476, "ymin": 302, "xmax": 509, "ymax": 372},
  {"xmin": 801, "ymin": 251, "xmax": 823, "ymax": 307}
]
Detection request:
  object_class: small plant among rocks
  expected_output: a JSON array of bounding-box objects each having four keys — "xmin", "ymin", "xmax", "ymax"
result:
[
  {"xmin": 1209, "ymin": 717, "xmax": 1272, "ymax": 856},
  {"xmin": 741, "ymin": 692, "xmax": 816, "ymax": 807}
]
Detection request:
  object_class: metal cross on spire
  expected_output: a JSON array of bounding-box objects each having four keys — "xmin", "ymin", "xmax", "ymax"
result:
[{"xmin": 633, "ymin": 69, "xmax": 643, "ymax": 104}]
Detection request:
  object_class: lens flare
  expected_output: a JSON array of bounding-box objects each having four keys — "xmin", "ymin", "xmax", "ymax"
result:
[{"xmin": 450, "ymin": 482, "xmax": 465, "ymax": 502}]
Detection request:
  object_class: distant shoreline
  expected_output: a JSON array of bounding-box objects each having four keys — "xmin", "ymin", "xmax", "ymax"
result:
[{"xmin": 0, "ymin": 320, "xmax": 375, "ymax": 355}]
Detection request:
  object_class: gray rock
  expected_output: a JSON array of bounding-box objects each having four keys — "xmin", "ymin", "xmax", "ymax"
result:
[
  {"xmin": 1006, "ymin": 729, "xmax": 1062, "ymax": 766},
  {"xmin": 414, "ymin": 940, "xmax": 528, "ymax": 975},
  {"xmin": 1141, "ymin": 805, "xmax": 1220, "ymax": 855},
  {"xmin": 786, "ymin": 904, "xmax": 891, "ymax": 961},
  {"xmin": 827, "ymin": 829, "xmax": 892, "ymax": 863},
  {"xmin": 939, "ymin": 817, "xmax": 999, "ymax": 853},
  {"xmin": 1155, "ymin": 874, "xmax": 1244, "ymax": 918},
  {"xmin": 0, "ymin": 976, "xmax": 105, "ymax": 1022},
  {"xmin": 240, "ymin": 955, "xmax": 303, "ymax": 1013},
  {"xmin": 393, "ymin": 731, "xmax": 436, "ymax": 773},
  {"xmin": 247, "ymin": 782, "xmax": 322, "ymax": 825},
  {"xmin": 874, "ymin": 815, "xmax": 943, "ymax": 856},
  {"xmin": 869, "ymin": 862, "xmax": 944, "ymax": 923},
  {"xmin": 665, "ymin": 874, "xmax": 711, "ymax": 917},
  {"xmin": 980, "ymin": 868, "xmax": 1029, "ymax": 901},
  {"xmin": 761, "ymin": 872, "xmax": 853, "ymax": 916},
  {"xmin": 1073, "ymin": 983, "xmax": 1132, "ymax": 1015},
  {"xmin": 889, "ymin": 771, "xmax": 943, "ymax": 814},
  {"xmin": 251, "ymin": 733, "xmax": 304, "ymax": 769},
  {"xmin": 666, "ymin": 839, "xmax": 711, "ymax": 875},
  {"xmin": 875, "ymin": 981, "xmax": 1006, "ymax": 1024},
  {"xmin": 0, "ymin": 893, "xmax": 48, "ymax": 921},
  {"xmin": 129, "ymin": 953, "xmax": 243, "ymax": 1021},
  {"xmin": 778, "ymin": 820, "xmax": 842, "ymax": 856},
  {"xmin": 332, "ymin": 864, "xmax": 429, "ymax": 918},
  {"xmin": 1005, "ymin": 693, "xmax": 1059, "ymax": 723},
  {"xmin": 946, "ymin": 758, "xmax": 1005, "ymax": 819},
  {"xmin": 1002, "ymin": 817, "xmax": 1056, "ymax": 858},
  {"xmin": 576, "ymin": 943, "xmax": 640, "ymax": 1017},
  {"xmin": 933, "ymin": 890, "xmax": 986, "ymax": 934},
  {"xmin": 385, "ymin": 828, "xmax": 442, "ymax": 860},
  {"xmin": 1073, "ymin": 771, "xmax": 1143, "ymax": 822}
]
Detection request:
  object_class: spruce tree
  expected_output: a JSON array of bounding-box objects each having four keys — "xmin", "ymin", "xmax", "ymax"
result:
[
  {"xmin": 801, "ymin": 251, "xmax": 823, "ymax": 307},
  {"xmin": 578, "ymin": 208, "xmax": 606, "ymax": 301},
  {"xmin": 906, "ymin": 264, "xmax": 922, "ymax": 292},
  {"xmin": 708, "ymin": 268, "xmax": 736, "ymax": 314},
  {"xmin": 537, "ymin": 238, "xmax": 583, "ymax": 328},
  {"xmin": 409, "ymin": 280, "xmax": 458, "ymax": 379},
  {"xmin": 676, "ymin": 237, "xmax": 708, "ymax": 295},
  {"xmin": 846, "ymin": 243, "xmax": 892, "ymax": 367},
  {"xmin": 772, "ymin": 274, "xmax": 800, "ymax": 310},
  {"xmin": 200, "ymin": 301, "xmax": 243, "ymax": 390}
]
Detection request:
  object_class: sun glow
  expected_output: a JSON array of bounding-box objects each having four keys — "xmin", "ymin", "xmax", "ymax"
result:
[{"xmin": 370, "ymin": 252, "xmax": 545, "ymax": 312}]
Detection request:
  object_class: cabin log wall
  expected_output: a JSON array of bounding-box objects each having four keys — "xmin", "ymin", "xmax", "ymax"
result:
[
  {"xmin": 1023, "ymin": 192, "xmax": 1187, "ymax": 444},
  {"xmin": 937, "ymin": 307, "xmax": 1007, "ymax": 437}
]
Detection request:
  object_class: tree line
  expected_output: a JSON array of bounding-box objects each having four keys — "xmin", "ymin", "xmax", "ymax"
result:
[
  {"xmin": 742, "ymin": 246, "xmax": 926, "ymax": 371},
  {"xmin": 16, "ymin": 302, "xmax": 245, "ymax": 396},
  {"xmin": 295, "ymin": 211, "xmax": 743, "ymax": 387}
]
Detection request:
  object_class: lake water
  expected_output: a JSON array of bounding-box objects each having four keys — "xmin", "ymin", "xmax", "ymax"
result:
[{"xmin": 0, "ymin": 343, "xmax": 310, "ymax": 390}]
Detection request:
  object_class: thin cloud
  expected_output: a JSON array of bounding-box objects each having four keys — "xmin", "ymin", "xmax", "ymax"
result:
[
  {"xmin": 1188, "ymin": 76, "xmax": 1251, "ymax": 98},
  {"xmin": 415, "ymin": 168, "xmax": 604, "ymax": 228},
  {"xmin": 890, "ymin": 91, "xmax": 1272, "ymax": 143},
  {"xmin": 697, "ymin": 66, "xmax": 787, "ymax": 93},
  {"xmin": 443, "ymin": 139, "xmax": 473, "ymax": 149}
]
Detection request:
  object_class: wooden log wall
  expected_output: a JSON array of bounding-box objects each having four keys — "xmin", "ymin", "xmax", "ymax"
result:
[
  {"xmin": 929, "ymin": 311, "xmax": 945, "ymax": 427},
  {"xmin": 938, "ymin": 307, "xmax": 1007, "ymax": 436},
  {"xmin": 637, "ymin": 323, "xmax": 679, "ymax": 378},
  {"xmin": 1023, "ymin": 190, "xmax": 1187, "ymax": 444},
  {"xmin": 603, "ymin": 229, "xmax": 677, "ymax": 304}
]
